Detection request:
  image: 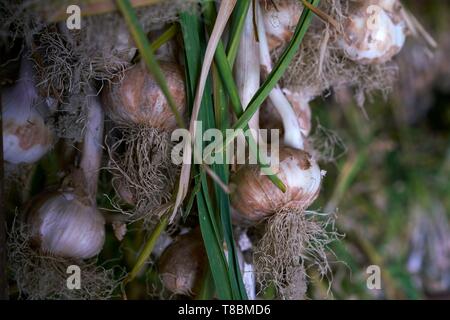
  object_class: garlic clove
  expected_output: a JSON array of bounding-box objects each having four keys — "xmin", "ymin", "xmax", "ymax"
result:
[
  {"xmin": 230, "ymin": 147, "xmax": 322, "ymax": 224},
  {"xmin": 102, "ymin": 61, "xmax": 186, "ymax": 131},
  {"xmin": 28, "ymin": 192, "xmax": 105, "ymax": 260},
  {"xmin": 339, "ymin": 0, "xmax": 407, "ymax": 64}
]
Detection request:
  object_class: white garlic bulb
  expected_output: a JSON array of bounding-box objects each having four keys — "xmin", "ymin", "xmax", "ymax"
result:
[
  {"xmin": 231, "ymin": 147, "xmax": 322, "ymax": 223},
  {"xmin": 2, "ymin": 58, "xmax": 54, "ymax": 164},
  {"xmin": 339, "ymin": 0, "xmax": 407, "ymax": 64},
  {"xmin": 28, "ymin": 192, "xmax": 105, "ymax": 260}
]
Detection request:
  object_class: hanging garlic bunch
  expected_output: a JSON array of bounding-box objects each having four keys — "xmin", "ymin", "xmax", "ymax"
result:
[
  {"xmin": 228, "ymin": 2, "xmax": 335, "ymax": 299},
  {"xmin": 338, "ymin": 0, "xmax": 408, "ymax": 64},
  {"xmin": 102, "ymin": 60, "xmax": 186, "ymax": 222},
  {"xmin": 1, "ymin": 57, "xmax": 55, "ymax": 164},
  {"xmin": 26, "ymin": 87, "xmax": 105, "ymax": 260},
  {"xmin": 7, "ymin": 85, "xmax": 115, "ymax": 299}
]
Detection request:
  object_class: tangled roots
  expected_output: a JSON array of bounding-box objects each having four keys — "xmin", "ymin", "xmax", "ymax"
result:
[
  {"xmin": 271, "ymin": 0, "xmax": 398, "ymax": 105},
  {"xmin": 106, "ymin": 126, "xmax": 178, "ymax": 224},
  {"xmin": 254, "ymin": 208, "xmax": 339, "ymax": 299},
  {"xmin": 7, "ymin": 219, "xmax": 120, "ymax": 300}
]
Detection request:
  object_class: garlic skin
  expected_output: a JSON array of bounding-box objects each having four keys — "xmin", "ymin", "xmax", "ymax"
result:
[
  {"xmin": 231, "ymin": 147, "xmax": 322, "ymax": 223},
  {"xmin": 28, "ymin": 192, "xmax": 105, "ymax": 260},
  {"xmin": 339, "ymin": 0, "xmax": 407, "ymax": 64},
  {"xmin": 261, "ymin": 0, "xmax": 301, "ymax": 51},
  {"xmin": 102, "ymin": 61, "xmax": 186, "ymax": 131},
  {"xmin": 2, "ymin": 59, "xmax": 54, "ymax": 164}
]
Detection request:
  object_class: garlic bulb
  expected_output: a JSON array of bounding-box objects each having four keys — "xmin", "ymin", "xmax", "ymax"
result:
[
  {"xmin": 260, "ymin": 0, "xmax": 301, "ymax": 51},
  {"xmin": 2, "ymin": 58, "xmax": 54, "ymax": 164},
  {"xmin": 339, "ymin": 0, "xmax": 407, "ymax": 64},
  {"xmin": 158, "ymin": 229, "xmax": 207, "ymax": 296},
  {"xmin": 231, "ymin": 147, "xmax": 322, "ymax": 223},
  {"xmin": 235, "ymin": 0, "xmax": 261, "ymax": 138},
  {"xmin": 28, "ymin": 192, "xmax": 105, "ymax": 260},
  {"xmin": 26, "ymin": 86, "xmax": 105, "ymax": 260},
  {"xmin": 110, "ymin": 23, "xmax": 137, "ymax": 63},
  {"xmin": 102, "ymin": 61, "xmax": 186, "ymax": 131}
]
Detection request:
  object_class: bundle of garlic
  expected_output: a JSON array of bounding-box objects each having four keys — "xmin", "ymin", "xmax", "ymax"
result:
[
  {"xmin": 1, "ymin": 56, "xmax": 55, "ymax": 165},
  {"xmin": 7, "ymin": 83, "xmax": 117, "ymax": 299},
  {"xmin": 102, "ymin": 60, "xmax": 186, "ymax": 223},
  {"xmin": 227, "ymin": 1, "xmax": 337, "ymax": 299},
  {"xmin": 230, "ymin": 146, "xmax": 334, "ymax": 299}
]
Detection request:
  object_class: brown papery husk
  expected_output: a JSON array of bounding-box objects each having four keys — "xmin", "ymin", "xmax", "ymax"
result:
[
  {"xmin": 254, "ymin": 206, "xmax": 339, "ymax": 299},
  {"xmin": 269, "ymin": 0, "xmax": 398, "ymax": 106},
  {"xmin": 7, "ymin": 218, "xmax": 122, "ymax": 300},
  {"xmin": 106, "ymin": 125, "xmax": 178, "ymax": 225}
]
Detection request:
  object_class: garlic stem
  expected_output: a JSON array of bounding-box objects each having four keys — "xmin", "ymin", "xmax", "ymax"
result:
[
  {"xmin": 235, "ymin": 0, "xmax": 260, "ymax": 141},
  {"xmin": 256, "ymin": 2, "xmax": 305, "ymax": 150},
  {"xmin": 80, "ymin": 87, "xmax": 104, "ymax": 199}
]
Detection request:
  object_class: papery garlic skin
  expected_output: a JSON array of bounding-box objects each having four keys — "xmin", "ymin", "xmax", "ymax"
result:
[
  {"xmin": 231, "ymin": 147, "xmax": 322, "ymax": 223},
  {"xmin": 339, "ymin": 0, "xmax": 407, "ymax": 64},
  {"xmin": 28, "ymin": 192, "xmax": 105, "ymax": 260},
  {"xmin": 2, "ymin": 60, "xmax": 54, "ymax": 164},
  {"xmin": 102, "ymin": 61, "xmax": 185, "ymax": 131}
]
